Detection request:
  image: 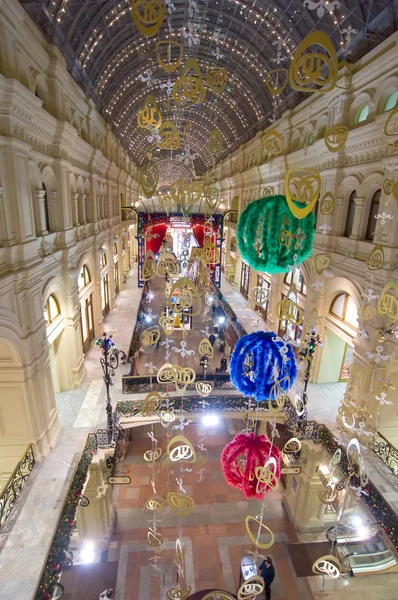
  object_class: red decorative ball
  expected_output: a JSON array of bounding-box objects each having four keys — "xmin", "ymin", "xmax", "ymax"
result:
[{"xmin": 221, "ymin": 432, "xmax": 281, "ymax": 499}]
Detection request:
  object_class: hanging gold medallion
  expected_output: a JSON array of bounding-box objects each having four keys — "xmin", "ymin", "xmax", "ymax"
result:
[
  {"xmin": 144, "ymin": 495, "xmax": 165, "ymax": 512},
  {"xmin": 167, "ymin": 492, "xmax": 195, "ymax": 516},
  {"xmin": 147, "ymin": 528, "xmax": 163, "ymax": 548},
  {"xmin": 140, "ymin": 326, "xmax": 160, "ymax": 350},
  {"xmin": 131, "ymin": 0, "xmax": 166, "ymax": 36},
  {"xmin": 199, "ymin": 338, "xmax": 214, "ymax": 358},
  {"xmin": 144, "ymin": 447, "xmax": 162, "ymax": 461},
  {"xmin": 137, "ymin": 95, "xmax": 162, "ymax": 130},
  {"xmin": 159, "ymin": 311, "xmax": 175, "ymax": 335},
  {"xmin": 383, "ymin": 179, "xmax": 394, "ymax": 195},
  {"xmin": 158, "ymin": 120, "xmax": 180, "ymax": 150},
  {"xmin": 156, "ymin": 40, "xmax": 183, "ymax": 73},
  {"xmin": 204, "ymin": 187, "xmax": 220, "ymax": 210},
  {"xmin": 245, "ymin": 516, "xmax": 275, "ymax": 549},
  {"xmin": 160, "ymin": 409, "xmax": 175, "ymax": 427},
  {"xmin": 262, "ymin": 129, "xmax": 283, "ymax": 159},
  {"xmin": 324, "ymin": 125, "xmax": 348, "ymax": 152},
  {"xmin": 142, "ymin": 249, "xmax": 157, "ymax": 280},
  {"xmin": 158, "ymin": 192, "xmax": 174, "ymax": 213},
  {"xmin": 237, "ymin": 576, "xmax": 264, "ymax": 600},
  {"xmin": 378, "ymin": 280, "xmax": 398, "ymax": 322},
  {"xmin": 359, "ymin": 304, "xmax": 376, "ymax": 322},
  {"xmin": 251, "ymin": 286, "xmax": 269, "ymax": 305},
  {"xmin": 167, "ymin": 435, "xmax": 196, "ymax": 463},
  {"xmin": 195, "ymin": 380, "xmax": 213, "ymax": 396},
  {"xmin": 255, "ymin": 464, "xmax": 279, "ymax": 491},
  {"xmin": 173, "ymin": 58, "xmax": 206, "ymax": 106},
  {"xmin": 314, "ymin": 253, "xmax": 330, "ymax": 274},
  {"xmin": 367, "ymin": 244, "xmax": 385, "ymax": 270},
  {"xmin": 283, "ymin": 438, "xmax": 302, "ymax": 453},
  {"xmin": 384, "ymin": 105, "xmax": 398, "ymax": 137},
  {"xmin": 289, "ymin": 31, "xmax": 338, "ymax": 94},
  {"xmin": 265, "ymin": 69, "xmax": 288, "ymax": 95},
  {"xmin": 201, "ymin": 239, "xmax": 220, "ymax": 265},
  {"xmin": 276, "ymin": 295, "xmax": 304, "ymax": 326},
  {"xmin": 168, "ymin": 277, "xmax": 201, "ymax": 315},
  {"xmin": 157, "ymin": 362, "xmax": 175, "ymax": 383},
  {"xmin": 157, "ymin": 252, "xmax": 180, "ymax": 277},
  {"xmin": 206, "ymin": 66, "xmax": 228, "ymax": 94},
  {"xmin": 206, "ymin": 129, "xmax": 223, "ymax": 154},
  {"xmin": 305, "ymin": 307, "xmax": 320, "ymax": 330},
  {"xmin": 170, "ymin": 180, "xmax": 203, "ymax": 207},
  {"xmin": 312, "ymin": 556, "xmax": 341, "ymax": 579},
  {"xmin": 172, "ymin": 365, "xmax": 196, "ymax": 394},
  {"xmin": 141, "ymin": 163, "xmax": 159, "ymax": 198},
  {"xmin": 269, "ymin": 376, "xmax": 291, "ymax": 409},
  {"xmin": 142, "ymin": 390, "xmax": 162, "ymax": 415},
  {"xmin": 167, "ymin": 587, "xmax": 191, "ymax": 600},
  {"xmin": 320, "ymin": 192, "xmax": 335, "ymax": 215},
  {"xmin": 285, "ymin": 167, "xmax": 321, "ymax": 219}
]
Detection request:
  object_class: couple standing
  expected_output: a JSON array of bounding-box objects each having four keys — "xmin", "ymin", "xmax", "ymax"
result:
[{"xmin": 259, "ymin": 556, "xmax": 275, "ymax": 600}]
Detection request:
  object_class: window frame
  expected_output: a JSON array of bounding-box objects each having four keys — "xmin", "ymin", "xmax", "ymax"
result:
[{"xmin": 330, "ymin": 293, "xmax": 358, "ymax": 330}]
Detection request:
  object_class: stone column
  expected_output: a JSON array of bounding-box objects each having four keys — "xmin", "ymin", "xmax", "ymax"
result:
[
  {"xmin": 72, "ymin": 193, "xmax": 80, "ymax": 227},
  {"xmin": 33, "ymin": 189, "xmax": 48, "ymax": 235},
  {"xmin": 80, "ymin": 193, "xmax": 87, "ymax": 225},
  {"xmin": 0, "ymin": 186, "xmax": 16, "ymax": 246},
  {"xmin": 349, "ymin": 196, "xmax": 366, "ymax": 240}
]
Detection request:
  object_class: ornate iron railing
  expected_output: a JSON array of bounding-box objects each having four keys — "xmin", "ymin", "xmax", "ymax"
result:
[
  {"xmin": 0, "ymin": 444, "xmax": 35, "ymax": 530},
  {"xmin": 372, "ymin": 431, "xmax": 398, "ymax": 475},
  {"xmin": 122, "ymin": 371, "xmax": 234, "ymax": 393}
]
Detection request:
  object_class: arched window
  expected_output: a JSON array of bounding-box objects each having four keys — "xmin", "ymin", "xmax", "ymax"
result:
[
  {"xmin": 44, "ymin": 294, "xmax": 61, "ymax": 325},
  {"xmin": 100, "ymin": 253, "xmax": 107, "ymax": 268},
  {"xmin": 307, "ymin": 132, "xmax": 314, "ymax": 145},
  {"xmin": 384, "ymin": 91, "xmax": 398, "ymax": 112},
  {"xmin": 113, "ymin": 242, "xmax": 118, "ymax": 256},
  {"xmin": 330, "ymin": 293, "xmax": 358, "ymax": 329},
  {"xmin": 366, "ymin": 189, "xmax": 381, "ymax": 241},
  {"xmin": 78, "ymin": 265, "xmax": 91, "ymax": 292},
  {"xmin": 42, "ymin": 183, "xmax": 50, "ymax": 231},
  {"xmin": 230, "ymin": 237, "xmax": 237, "ymax": 253},
  {"xmin": 284, "ymin": 268, "xmax": 306, "ymax": 295},
  {"xmin": 345, "ymin": 191, "xmax": 357, "ymax": 237},
  {"xmin": 353, "ymin": 104, "xmax": 369, "ymax": 124}
]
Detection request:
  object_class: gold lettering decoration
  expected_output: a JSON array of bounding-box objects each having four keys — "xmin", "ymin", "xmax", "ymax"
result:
[
  {"xmin": 289, "ymin": 31, "xmax": 338, "ymax": 94},
  {"xmin": 255, "ymin": 464, "xmax": 279, "ymax": 492},
  {"xmin": 262, "ymin": 129, "xmax": 283, "ymax": 159},
  {"xmin": 285, "ymin": 167, "xmax": 321, "ymax": 219},
  {"xmin": 206, "ymin": 129, "xmax": 223, "ymax": 154},
  {"xmin": 283, "ymin": 438, "xmax": 302, "ymax": 453},
  {"xmin": 167, "ymin": 492, "xmax": 195, "ymax": 516},
  {"xmin": 201, "ymin": 239, "xmax": 220, "ymax": 265},
  {"xmin": 168, "ymin": 277, "xmax": 201, "ymax": 315},
  {"xmin": 314, "ymin": 253, "xmax": 330, "ymax": 274},
  {"xmin": 160, "ymin": 409, "xmax": 175, "ymax": 427},
  {"xmin": 206, "ymin": 66, "xmax": 228, "ymax": 94},
  {"xmin": 141, "ymin": 163, "xmax": 159, "ymax": 198},
  {"xmin": 204, "ymin": 187, "xmax": 220, "ymax": 210},
  {"xmin": 359, "ymin": 305, "xmax": 376, "ymax": 322},
  {"xmin": 324, "ymin": 125, "xmax": 348, "ymax": 152},
  {"xmin": 156, "ymin": 40, "xmax": 183, "ymax": 73},
  {"xmin": 144, "ymin": 447, "xmax": 162, "ymax": 462},
  {"xmin": 245, "ymin": 516, "xmax": 275, "ymax": 549},
  {"xmin": 367, "ymin": 244, "xmax": 385, "ymax": 271},
  {"xmin": 269, "ymin": 377, "xmax": 290, "ymax": 409},
  {"xmin": 378, "ymin": 279, "xmax": 398, "ymax": 323},
  {"xmin": 144, "ymin": 495, "xmax": 165, "ymax": 512},
  {"xmin": 312, "ymin": 556, "xmax": 341, "ymax": 579},
  {"xmin": 237, "ymin": 576, "xmax": 265, "ymax": 600},
  {"xmin": 157, "ymin": 362, "xmax": 175, "ymax": 383},
  {"xmin": 383, "ymin": 179, "xmax": 394, "ymax": 195},
  {"xmin": 159, "ymin": 312, "xmax": 175, "ymax": 335},
  {"xmin": 142, "ymin": 391, "xmax": 162, "ymax": 416},
  {"xmin": 131, "ymin": 0, "xmax": 166, "ymax": 36},
  {"xmin": 147, "ymin": 528, "xmax": 163, "ymax": 548},
  {"xmin": 384, "ymin": 105, "xmax": 398, "ymax": 137},
  {"xmin": 173, "ymin": 58, "xmax": 205, "ymax": 106},
  {"xmin": 251, "ymin": 286, "xmax": 269, "ymax": 305},
  {"xmin": 199, "ymin": 338, "xmax": 214, "ymax": 358},
  {"xmin": 337, "ymin": 403, "xmax": 356, "ymax": 430},
  {"xmin": 137, "ymin": 94, "xmax": 162, "ymax": 130},
  {"xmin": 318, "ymin": 486, "xmax": 338, "ymax": 504},
  {"xmin": 158, "ymin": 192, "xmax": 174, "ymax": 213},
  {"xmin": 170, "ymin": 181, "xmax": 203, "ymax": 207},
  {"xmin": 140, "ymin": 326, "xmax": 160, "ymax": 349},
  {"xmin": 142, "ymin": 249, "xmax": 157, "ymax": 280},
  {"xmin": 172, "ymin": 365, "xmax": 196, "ymax": 394},
  {"xmin": 320, "ymin": 192, "xmax": 335, "ymax": 215},
  {"xmin": 167, "ymin": 435, "xmax": 196, "ymax": 463},
  {"xmin": 265, "ymin": 69, "xmax": 288, "ymax": 96},
  {"xmin": 166, "ymin": 587, "xmax": 191, "ymax": 600},
  {"xmin": 158, "ymin": 120, "xmax": 180, "ymax": 150},
  {"xmin": 157, "ymin": 252, "xmax": 180, "ymax": 277},
  {"xmin": 195, "ymin": 380, "xmax": 213, "ymax": 396},
  {"xmin": 276, "ymin": 296, "xmax": 304, "ymax": 326}
]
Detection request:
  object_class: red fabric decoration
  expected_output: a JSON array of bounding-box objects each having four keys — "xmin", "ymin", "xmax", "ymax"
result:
[
  {"xmin": 144, "ymin": 223, "xmax": 168, "ymax": 255},
  {"xmin": 221, "ymin": 432, "xmax": 281, "ymax": 499}
]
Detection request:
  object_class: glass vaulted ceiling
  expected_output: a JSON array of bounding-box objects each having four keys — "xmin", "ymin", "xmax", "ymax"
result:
[{"xmin": 20, "ymin": 0, "xmax": 397, "ymax": 174}]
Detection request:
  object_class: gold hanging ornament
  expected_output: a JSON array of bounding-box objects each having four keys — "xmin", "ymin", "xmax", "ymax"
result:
[
  {"xmin": 245, "ymin": 516, "xmax": 275, "ymax": 549},
  {"xmin": 157, "ymin": 252, "xmax": 180, "ymax": 277},
  {"xmin": 237, "ymin": 576, "xmax": 265, "ymax": 600},
  {"xmin": 173, "ymin": 58, "xmax": 206, "ymax": 106},
  {"xmin": 265, "ymin": 69, "xmax": 288, "ymax": 95},
  {"xmin": 276, "ymin": 291, "xmax": 304, "ymax": 326},
  {"xmin": 367, "ymin": 244, "xmax": 385, "ymax": 271},
  {"xmin": 195, "ymin": 380, "xmax": 213, "ymax": 396},
  {"xmin": 320, "ymin": 192, "xmax": 335, "ymax": 215},
  {"xmin": 131, "ymin": 0, "xmax": 166, "ymax": 36},
  {"xmin": 167, "ymin": 492, "xmax": 195, "ymax": 516},
  {"xmin": 167, "ymin": 277, "xmax": 202, "ymax": 315},
  {"xmin": 383, "ymin": 179, "xmax": 394, "ymax": 195},
  {"xmin": 324, "ymin": 125, "xmax": 348, "ymax": 152},
  {"xmin": 170, "ymin": 180, "xmax": 203, "ymax": 208},
  {"xmin": 204, "ymin": 187, "xmax": 220, "ymax": 210},
  {"xmin": 141, "ymin": 163, "xmax": 159, "ymax": 198},
  {"xmin": 167, "ymin": 587, "xmax": 191, "ymax": 600},
  {"xmin": 206, "ymin": 66, "xmax": 228, "ymax": 94},
  {"xmin": 199, "ymin": 338, "xmax": 214, "ymax": 358},
  {"xmin": 142, "ymin": 390, "xmax": 162, "ymax": 415},
  {"xmin": 159, "ymin": 312, "xmax": 175, "ymax": 335},
  {"xmin": 284, "ymin": 167, "xmax": 321, "ymax": 219},
  {"xmin": 156, "ymin": 40, "xmax": 183, "ymax": 72},
  {"xmin": 262, "ymin": 129, "xmax": 284, "ymax": 159},
  {"xmin": 167, "ymin": 435, "xmax": 196, "ymax": 463},
  {"xmin": 140, "ymin": 326, "xmax": 160, "ymax": 350},
  {"xmin": 158, "ymin": 120, "xmax": 180, "ymax": 150},
  {"xmin": 206, "ymin": 129, "xmax": 224, "ymax": 154},
  {"xmin": 144, "ymin": 447, "xmax": 162, "ymax": 462},
  {"xmin": 312, "ymin": 556, "xmax": 341, "ymax": 579},
  {"xmin": 144, "ymin": 495, "xmax": 165, "ymax": 512},
  {"xmin": 201, "ymin": 239, "xmax": 220, "ymax": 265},
  {"xmin": 289, "ymin": 31, "xmax": 338, "ymax": 94},
  {"xmin": 378, "ymin": 280, "xmax": 398, "ymax": 322},
  {"xmin": 137, "ymin": 94, "xmax": 162, "ymax": 130},
  {"xmin": 314, "ymin": 253, "xmax": 330, "ymax": 274}
]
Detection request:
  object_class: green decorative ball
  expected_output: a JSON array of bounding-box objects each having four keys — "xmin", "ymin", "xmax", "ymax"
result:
[{"xmin": 236, "ymin": 195, "xmax": 315, "ymax": 273}]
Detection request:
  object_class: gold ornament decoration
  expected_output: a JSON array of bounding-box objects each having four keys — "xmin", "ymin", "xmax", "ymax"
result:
[
  {"xmin": 289, "ymin": 31, "xmax": 338, "ymax": 94},
  {"xmin": 318, "ymin": 486, "xmax": 338, "ymax": 504},
  {"xmin": 170, "ymin": 181, "xmax": 203, "ymax": 207},
  {"xmin": 383, "ymin": 179, "xmax": 394, "ymax": 195},
  {"xmin": 131, "ymin": 0, "xmax": 166, "ymax": 36},
  {"xmin": 167, "ymin": 435, "xmax": 196, "ymax": 463},
  {"xmin": 276, "ymin": 295, "xmax": 304, "ymax": 326},
  {"xmin": 206, "ymin": 66, "xmax": 228, "ymax": 94},
  {"xmin": 156, "ymin": 40, "xmax": 183, "ymax": 73},
  {"xmin": 384, "ymin": 105, "xmax": 398, "ymax": 137},
  {"xmin": 206, "ymin": 129, "xmax": 223, "ymax": 154},
  {"xmin": 378, "ymin": 279, "xmax": 398, "ymax": 322},
  {"xmin": 159, "ymin": 312, "xmax": 175, "ymax": 335},
  {"xmin": 173, "ymin": 58, "xmax": 206, "ymax": 106},
  {"xmin": 245, "ymin": 516, "xmax": 275, "ymax": 549},
  {"xmin": 144, "ymin": 495, "xmax": 165, "ymax": 512},
  {"xmin": 167, "ymin": 492, "xmax": 195, "ymax": 516},
  {"xmin": 262, "ymin": 129, "xmax": 284, "ymax": 159},
  {"xmin": 166, "ymin": 587, "xmax": 191, "ymax": 600},
  {"xmin": 204, "ymin": 187, "xmax": 220, "ymax": 210},
  {"xmin": 199, "ymin": 338, "xmax": 214, "ymax": 358},
  {"xmin": 147, "ymin": 528, "xmax": 163, "ymax": 548},
  {"xmin": 168, "ymin": 277, "xmax": 201, "ymax": 315},
  {"xmin": 144, "ymin": 447, "xmax": 162, "ymax": 461},
  {"xmin": 201, "ymin": 239, "xmax": 220, "ymax": 265},
  {"xmin": 324, "ymin": 125, "xmax": 348, "ymax": 152},
  {"xmin": 157, "ymin": 252, "xmax": 180, "ymax": 277},
  {"xmin": 158, "ymin": 121, "xmax": 180, "ymax": 150},
  {"xmin": 285, "ymin": 167, "xmax": 321, "ymax": 219},
  {"xmin": 158, "ymin": 192, "xmax": 174, "ymax": 213},
  {"xmin": 314, "ymin": 253, "xmax": 330, "ymax": 274},
  {"xmin": 393, "ymin": 182, "xmax": 398, "ymax": 201},
  {"xmin": 251, "ymin": 286, "xmax": 269, "ymax": 305},
  {"xmin": 172, "ymin": 365, "xmax": 196, "ymax": 394},
  {"xmin": 367, "ymin": 244, "xmax": 385, "ymax": 270},
  {"xmin": 141, "ymin": 163, "xmax": 159, "ymax": 198},
  {"xmin": 265, "ymin": 69, "xmax": 288, "ymax": 95},
  {"xmin": 255, "ymin": 464, "xmax": 279, "ymax": 492},
  {"xmin": 320, "ymin": 192, "xmax": 335, "ymax": 215},
  {"xmin": 237, "ymin": 576, "xmax": 264, "ymax": 600},
  {"xmin": 195, "ymin": 380, "xmax": 213, "ymax": 396},
  {"xmin": 263, "ymin": 186, "xmax": 274, "ymax": 197},
  {"xmin": 138, "ymin": 94, "xmax": 162, "ymax": 130},
  {"xmin": 142, "ymin": 250, "xmax": 157, "ymax": 280},
  {"xmin": 312, "ymin": 556, "xmax": 341, "ymax": 579},
  {"xmin": 142, "ymin": 391, "xmax": 162, "ymax": 416},
  {"xmin": 160, "ymin": 409, "xmax": 175, "ymax": 427},
  {"xmin": 283, "ymin": 438, "xmax": 302, "ymax": 453},
  {"xmin": 157, "ymin": 362, "xmax": 175, "ymax": 383},
  {"xmin": 359, "ymin": 304, "xmax": 376, "ymax": 322},
  {"xmin": 140, "ymin": 326, "xmax": 160, "ymax": 349}
]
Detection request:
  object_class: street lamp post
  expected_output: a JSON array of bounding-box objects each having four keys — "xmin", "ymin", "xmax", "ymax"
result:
[{"xmin": 95, "ymin": 332, "xmax": 127, "ymax": 440}]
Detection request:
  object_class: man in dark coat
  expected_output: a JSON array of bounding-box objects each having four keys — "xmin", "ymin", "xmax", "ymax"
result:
[{"xmin": 259, "ymin": 556, "xmax": 275, "ymax": 600}]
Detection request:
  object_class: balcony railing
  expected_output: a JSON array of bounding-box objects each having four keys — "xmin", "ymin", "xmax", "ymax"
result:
[
  {"xmin": 0, "ymin": 444, "xmax": 35, "ymax": 530},
  {"xmin": 372, "ymin": 431, "xmax": 398, "ymax": 475}
]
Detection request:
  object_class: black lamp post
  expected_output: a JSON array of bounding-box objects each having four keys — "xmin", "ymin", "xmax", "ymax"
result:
[{"xmin": 95, "ymin": 332, "xmax": 126, "ymax": 437}]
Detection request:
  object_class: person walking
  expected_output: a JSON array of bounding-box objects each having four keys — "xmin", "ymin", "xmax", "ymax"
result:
[{"xmin": 259, "ymin": 556, "xmax": 275, "ymax": 600}]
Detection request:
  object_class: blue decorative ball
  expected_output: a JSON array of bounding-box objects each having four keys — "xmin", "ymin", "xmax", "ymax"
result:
[{"xmin": 230, "ymin": 331, "xmax": 297, "ymax": 402}]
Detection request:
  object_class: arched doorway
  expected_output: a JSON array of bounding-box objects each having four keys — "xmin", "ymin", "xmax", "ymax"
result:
[
  {"xmin": 318, "ymin": 292, "xmax": 358, "ymax": 383},
  {"xmin": 44, "ymin": 293, "xmax": 65, "ymax": 392},
  {"xmin": 78, "ymin": 264, "xmax": 95, "ymax": 354},
  {"xmin": 100, "ymin": 251, "xmax": 110, "ymax": 317}
]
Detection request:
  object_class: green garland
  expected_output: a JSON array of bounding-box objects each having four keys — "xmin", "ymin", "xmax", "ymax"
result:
[
  {"xmin": 35, "ymin": 434, "xmax": 97, "ymax": 600},
  {"xmin": 236, "ymin": 195, "xmax": 315, "ymax": 273}
]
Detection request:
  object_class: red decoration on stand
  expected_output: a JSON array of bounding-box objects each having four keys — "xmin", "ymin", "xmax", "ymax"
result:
[{"xmin": 221, "ymin": 432, "xmax": 281, "ymax": 499}]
